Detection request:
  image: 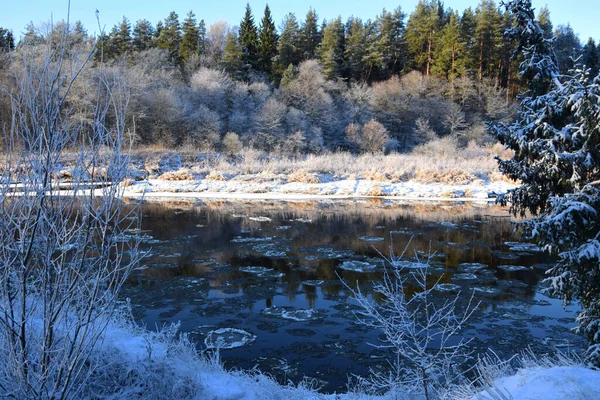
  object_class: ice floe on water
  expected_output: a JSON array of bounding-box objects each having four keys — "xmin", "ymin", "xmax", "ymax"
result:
[
  {"xmin": 276, "ymin": 225, "xmax": 291, "ymax": 230},
  {"xmin": 231, "ymin": 236, "xmax": 273, "ymax": 243},
  {"xmin": 359, "ymin": 236, "xmax": 384, "ymax": 242},
  {"xmin": 250, "ymin": 243, "xmax": 290, "ymax": 258},
  {"xmin": 338, "ymin": 260, "xmax": 378, "ymax": 273},
  {"xmin": 299, "ymin": 246, "xmax": 355, "ymax": 259},
  {"xmin": 249, "ymin": 216, "xmax": 272, "ymax": 222},
  {"xmin": 474, "ymin": 286, "xmax": 503, "ymax": 296},
  {"xmin": 390, "ymin": 260, "xmax": 428, "ymax": 269},
  {"xmin": 238, "ymin": 266, "xmax": 284, "ymax": 278},
  {"xmin": 504, "ymin": 241, "xmax": 543, "ymax": 252},
  {"xmin": 498, "ymin": 265, "xmax": 531, "ymax": 272},
  {"xmin": 452, "ymin": 273, "xmax": 479, "ymax": 281},
  {"xmin": 260, "ymin": 306, "xmax": 325, "ymax": 321},
  {"xmin": 302, "ymin": 280, "xmax": 325, "ymax": 286},
  {"xmin": 435, "ymin": 283, "xmax": 461, "ymax": 293},
  {"xmin": 458, "ymin": 263, "xmax": 488, "ymax": 273},
  {"xmin": 204, "ymin": 328, "xmax": 256, "ymax": 349}
]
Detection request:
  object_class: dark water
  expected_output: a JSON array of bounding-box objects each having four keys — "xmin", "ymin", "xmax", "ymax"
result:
[{"xmin": 120, "ymin": 199, "xmax": 584, "ymax": 393}]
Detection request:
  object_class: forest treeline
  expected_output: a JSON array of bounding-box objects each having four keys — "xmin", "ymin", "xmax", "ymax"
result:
[{"xmin": 0, "ymin": 0, "xmax": 598, "ymax": 154}]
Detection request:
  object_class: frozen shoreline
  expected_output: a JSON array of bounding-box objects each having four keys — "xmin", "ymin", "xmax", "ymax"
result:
[{"xmin": 122, "ymin": 177, "xmax": 517, "ymax": 203}]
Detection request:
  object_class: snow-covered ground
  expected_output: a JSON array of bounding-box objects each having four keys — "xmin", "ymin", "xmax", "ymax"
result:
[
  {"xmin": 95, "ymin": 314, "xmax": 600, "ymax": 400},
  {"xmin": 122, "ymin": 177, "xmax": 516, "ymax": 202}
]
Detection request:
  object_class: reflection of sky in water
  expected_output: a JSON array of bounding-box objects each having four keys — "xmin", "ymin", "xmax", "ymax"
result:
[{"xmin": 120, "ymin": 199, "xmax": 587, "ymax": 393}]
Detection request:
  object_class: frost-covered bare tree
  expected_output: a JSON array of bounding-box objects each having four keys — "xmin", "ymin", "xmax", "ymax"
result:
[
  {"xmin": 0, "ymin": 20, "xmax": 139, "ymax": 399},
  {"xmin": 346, "ymin": 255, "xmax": 478, "ymax": 399}
]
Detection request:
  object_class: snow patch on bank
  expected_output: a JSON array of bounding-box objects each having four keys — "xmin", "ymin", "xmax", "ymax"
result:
[{"xmin": 122, "ymin": 177, "xmax": 516, "ymax": 202}]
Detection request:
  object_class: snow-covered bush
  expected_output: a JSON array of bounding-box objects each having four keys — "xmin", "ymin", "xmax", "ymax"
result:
[
  {"xmin": 345, "ymin": 251, "xmax": 478, "ymax": 399},
  {"xmin": 489, "ymin": 0, "xmax": 600, "ymax": 366}
]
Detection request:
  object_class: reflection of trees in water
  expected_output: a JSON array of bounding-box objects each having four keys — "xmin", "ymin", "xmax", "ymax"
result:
[{"xmin": 132, "ymin": 199, "xmax": 550, "ymax": 308}]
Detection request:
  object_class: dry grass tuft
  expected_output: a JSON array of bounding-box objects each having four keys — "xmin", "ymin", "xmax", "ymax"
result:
[
  {"xmin": 360, "ymin": 170, "xmax": 390, "ymax": 182},
  {"xmin": 120, "ymin": 178, "xmax": 135, "ymax": 187},
  {"xmin": 414, "ymin": 168, "xmax": 476, "ymax": 185},
  {"xmin": 205, "ymin": 170, "xmax": 228, "ymax": 181},
  {"xmin": 158, "ymin": 169, "xmax": 196, "ymax": 181},
  {"xmin": 365, "ymin": 183, "xmax": 385, "ymax": 196},
  {"xmin": 52, "ymin": 170, "xmax": 73, "ymax": 180},
  {"xmin": 287, "ymin": 169, "xmax": 321, "ymax": 184}
]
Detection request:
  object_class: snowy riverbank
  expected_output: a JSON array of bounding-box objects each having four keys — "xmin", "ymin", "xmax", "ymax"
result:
[
  {"xmin": 99, "ymin": 314, "xmax": 600, "ymax": 400},
  {"xmin": 122, "ymin": 177, "xmax": 516, "ymax": 202}
]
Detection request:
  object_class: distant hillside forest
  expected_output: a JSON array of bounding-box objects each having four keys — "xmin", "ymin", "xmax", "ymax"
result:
[{"xmin": 0, "ymin": 0, "xmax": 598, "ymax": 154}]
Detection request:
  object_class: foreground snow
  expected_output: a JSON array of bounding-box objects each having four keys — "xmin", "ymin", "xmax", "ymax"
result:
[
  {"xmin": 469, "ymin": 366, "xmax": 600, "ymax": 400},
  {"xmin": 122, "ymin": 177, "xmax": 516, "ymax": 202},
  {"xmin": 94, "ymin": 314, "xmax": 600, "ymax": 400}
]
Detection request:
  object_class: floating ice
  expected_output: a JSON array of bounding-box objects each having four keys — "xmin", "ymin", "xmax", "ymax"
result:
[
  {"xmin": 504, "ymin": 242, "xmax": 543, "ymax": 252},
  {"xmin": 458, "ymin": 263, "xmax": 488, "ymax": 273},
  {"xmin": 231, "ymin": 236, "xmax": 273, "ymax": 243},
  {"xmin": 390, "ymin": 260, "xmax": 428, "ymax": 269},
  {"xmin": 498, "ymin": 265, "xmax": 531, "ymax": 272},
  {"xmin": 435, "ymin": 283, "xmax": 461, "ymax": 293},
  {"xmin": 204, "ymin": 328, "xmax": 256, "ymax": 349},
  {"xmin": 276, "ymin": 225, "xmax": 291, "ymax": 231},
  {"xmin": 250, "ymin": 243, "xmax": 289, "ymax": 258},
  {"xmin": 300, "ymin": 246, "xmax": 355, "ymax": 259},
  {"xmin": 359, "ymin": 236, "xmax": 384, "ymax": 242},
  {"xmin": 438, "ymin": 221, "xmax": 458, "ymax": 228},
  {"xmin": 293, "ymin": 218, "xmax": 312, "ymax": 223},
  {"xmin": 339, "ymin": 260, "xmax": 378, "ymax": 273},
  {"xmin": 474, "ymin": 286, "xmax": 502, "ymax": 296},
  {"xmin": 302, "ymin": 280, "xmax": 325, "ymax": 286},
  {"xmin": 239, "ymin": 266, "xmax": 284, "ymax": 278},
  {"xmin": 452, "ymin": 273, "xmax": 478, "ymax": 281},
  {"xmin": 249, "ymin": 216, "xmax": 272, "ymax": 222},
  {"xmin": 261, "ymin": 307, "xmax": 324, "ymax": 321}
]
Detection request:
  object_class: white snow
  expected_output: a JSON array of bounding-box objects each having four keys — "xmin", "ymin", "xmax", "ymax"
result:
[
  {"xmin": 470, "ymin": 366, "xmax": 600, "ymax": 400},
  {"xmin": 89, "ymin": 315, "xmax": 600, "ymax": 400},
  {"xmin": 121, "ymin": 177, "xmax": 517, "ymax": 202}
]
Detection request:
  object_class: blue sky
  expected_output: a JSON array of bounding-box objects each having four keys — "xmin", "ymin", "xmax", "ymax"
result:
[{"xmin": 1, "ymin": 0, "xmax": 598, "ymax": 42}]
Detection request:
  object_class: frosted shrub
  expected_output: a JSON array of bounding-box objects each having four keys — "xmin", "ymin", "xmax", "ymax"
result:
[
  {"xmin": 222, "ymin": 132, "xmax": 242, "ymax": 156},
  {"xmin": 346, "ymin": 252, "xmax": 478, "ymax": 399}
]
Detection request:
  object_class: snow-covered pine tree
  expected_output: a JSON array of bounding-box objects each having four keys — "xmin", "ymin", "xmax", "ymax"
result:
[{"xmin": 489, "ymin": 0, "xmax": 600, "ymax": 365}]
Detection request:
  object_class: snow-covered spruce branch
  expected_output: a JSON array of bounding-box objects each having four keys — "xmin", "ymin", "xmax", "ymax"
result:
[
  {"xmin": 343, "ymin": 252, "xmax": 479, "ymax": 399},
  {"xmin": 0, "ymin": 20, "xmax": 140, "ymax": 399}
]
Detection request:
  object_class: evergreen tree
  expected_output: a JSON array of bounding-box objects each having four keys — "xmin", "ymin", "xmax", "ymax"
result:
[
  {"xmin": 405, "ymin": 0, "xmax": 441, "ymax": 76},
  {"xmin": 582, "ymin": 38, "xmax": 600, "ymax": 78},
  {"xmin": 374, "ymin": 8, "xmax": 406, "ymax": 79},
  {"xmin": 22, "ymin": 22, "xmax": 41, "ymax": 46},
  {"xmin": 277, "ymin": 13, "xmax": 302, "ymax": 73},
  {"xmin": 72, "ymin": 21, "xmax": 88, "ymax": 43},
  {"xmin": 460, "ymin": 7, "xmax": 477, "ymax": 75},
  {"xmin": 179, "ymin": 10, "xmax": 200, "ymax": 61},
  {"xmin": 239, "ymin": 3, "xmax": 259, "ymax": 70},
  {"xmin": 198, "ymin": 19, "xmax": 206, "ymax": 55},
  {"xmin": 300, "ymin": 8, "xmax": 320, "ymax": 60},
  {"xmin": 536, "ymin": 6, "xmax": 553, "ymax": 39},
  {"xmin": 155, "ymin": 20, "xmax": 164, "ymax": 39},
  {"xmin": 109, "ymin": 16, "xmax": 132, "ymax": 57},
  {"xmin": 474, "ymin": 0, "xmax": 503, "ymax": 80},
  {"xmin": 157, "ymin": 11, "xmax": 181, "ymax": 63},
  {"xmin": 345, "ymin": 17, "xmax": 370, "ymax": 81},
  {"xmin": 319, "ymin": 17, "xmax": 346, "ymax": 80},
  {"xmin": 133, "ymin": 19, "xmax": 155, "ymax": 51},
  {"xmin": 258, "ymin": 5, "xmax": 279, "ymax": 76},
  {"xmin": 553, "ymin": 24, "xmax": 581, "ymax": 74},
  {"xmin": 490, "ymin": 0, "xmax": 600, "ymax": 367},
  {"xmin": 0, "ymin": 28, "xmax": 15, "ymax": 52},
  {"xmin": 432, "ymin": 11, "xmax": 466, "ymax": 82},
  {"xmin": 222, "ymin": 29, "xmax": 243, "ymax": 78}
]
